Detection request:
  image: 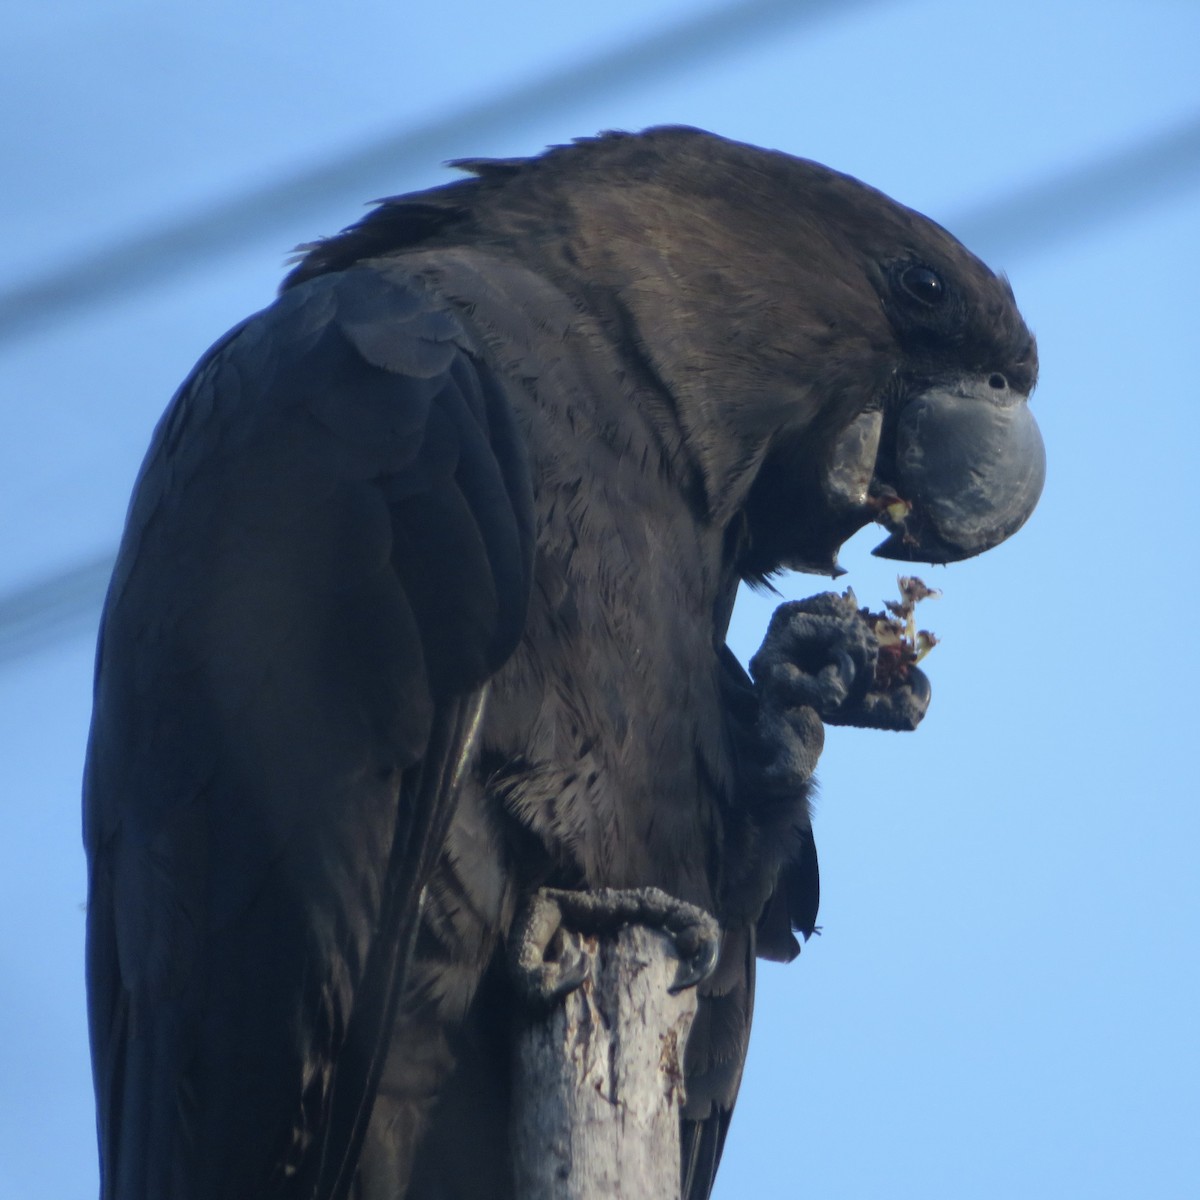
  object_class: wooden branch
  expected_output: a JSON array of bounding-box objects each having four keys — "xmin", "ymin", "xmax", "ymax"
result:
[{"xmin": 509, "ymin": 888, "xmax": 719, "ymax": 1200}]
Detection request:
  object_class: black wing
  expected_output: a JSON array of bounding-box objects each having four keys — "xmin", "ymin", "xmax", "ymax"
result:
[{"xmin": 83, "ymin": 265, "xmax": 533, "ymax": 1200}]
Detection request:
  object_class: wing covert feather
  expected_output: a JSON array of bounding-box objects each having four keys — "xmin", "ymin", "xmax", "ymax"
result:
[{"xmin": 84, "ymin": 265, "xmax": 532, "ymax": 1199}]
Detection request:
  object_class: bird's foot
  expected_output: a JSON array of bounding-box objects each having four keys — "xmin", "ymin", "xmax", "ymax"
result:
[
  {"xmin": 510, "ymin": 886, "xmax": 720, "ymax": 1006},
  {"xmin": 750, "ymin": 591, "xmax": 931, "ymax": 733}
]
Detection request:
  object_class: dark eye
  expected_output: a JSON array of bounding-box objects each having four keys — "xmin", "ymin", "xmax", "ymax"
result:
[{"xmin": 901, "ymin": 265, "xmax": 944, "ymax": 306}]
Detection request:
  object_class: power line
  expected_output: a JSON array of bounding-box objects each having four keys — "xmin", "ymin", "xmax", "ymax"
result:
[
  {"xmin": 3, "ymin": 111, "xmax": 1200, "ymax": 668},
  {"xmin": 0, "ymin": 0, "xmax": 880, "ymax": 347},
  {"xmin": 0, "ymin": 552, "xmax": 113, "ymax": 665},
  {"xmin": 952, "ymin": 113, "xmax": 1200, "ymax": 262}
]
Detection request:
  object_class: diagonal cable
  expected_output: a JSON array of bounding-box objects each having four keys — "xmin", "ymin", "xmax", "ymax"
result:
[
  {"xmin": 951, "ymin": 114, "xmax": 1200, "ymax": 261},
  {"xmin": 0, "ymin": 0, "xmax": 880, "ymax": 346},
  {"xmin": 0, "ymin": 552, "xmax": 114, "ymax": 666}
]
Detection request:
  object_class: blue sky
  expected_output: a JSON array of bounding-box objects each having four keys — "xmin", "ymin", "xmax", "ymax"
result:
[{"xmin": 2, "ymin": 2, "xmax": 1198, "ymax": 1196}]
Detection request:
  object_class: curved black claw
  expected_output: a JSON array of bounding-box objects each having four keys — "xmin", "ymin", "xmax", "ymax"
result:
[
  {"xmin": 509, "ymin": 887, "xmax": 720, "ymax": 1005},
  {"xmin": 510, "ymin": 891, "xmax": 591, "ymax": 1008},
  {"xmin": 750, "ymin": 593, "xmax": 876, "ymax": 716},
  {"xmin": 843, "ymin": 662, "xmax": 930, "ymax": 731},
  {"xmin": 661, "ymin": 900, "xmax": 722, "ymax": 993},
  {"xmin": 750, "ymin": 592, "xmax": 931, "ymax": 733}
]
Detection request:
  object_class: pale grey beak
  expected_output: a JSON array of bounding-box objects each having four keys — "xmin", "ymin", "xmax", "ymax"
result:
[{"xmin": 873, "ymin": 374, "xmax": 1045, "ymax": 563}]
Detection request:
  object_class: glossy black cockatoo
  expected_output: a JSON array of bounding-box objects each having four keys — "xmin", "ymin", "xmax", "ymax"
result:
[{"xmin": 84, "ymin": 127, "xmax": 1044, "ymax": 1200}]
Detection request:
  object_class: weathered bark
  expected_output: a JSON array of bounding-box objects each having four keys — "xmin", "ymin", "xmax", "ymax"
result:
[{"xmin": 509, "ymin": 888, "xmax": 718, "ymax": 1200}]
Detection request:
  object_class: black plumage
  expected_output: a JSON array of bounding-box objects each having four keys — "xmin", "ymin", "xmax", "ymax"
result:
[{"xmin": 84, "ymin": 126, "xmax": 1043, "ymax": 1200}]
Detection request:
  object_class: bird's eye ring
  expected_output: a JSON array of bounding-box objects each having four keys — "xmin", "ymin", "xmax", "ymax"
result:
[{"xmin": 900, "ymin": 265, "xmax": 944, "ymax": 306}]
